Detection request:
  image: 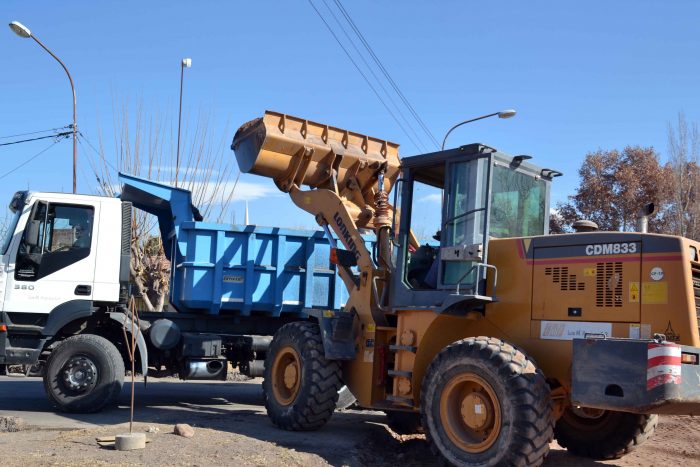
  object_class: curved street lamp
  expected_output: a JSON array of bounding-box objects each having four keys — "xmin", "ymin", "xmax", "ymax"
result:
[
  {"xmin": 9, "ymin": 21, "xmax": 78, "ymax": 193},
  {"xmin": 441, "ymin": 109, "xmax": 516, "ymax": 150}
]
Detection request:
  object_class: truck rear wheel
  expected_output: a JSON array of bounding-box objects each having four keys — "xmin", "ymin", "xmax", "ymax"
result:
[
  {"xmin": 421, "ymin": 336, "xmax": 553, "ymax": 466},
  {"xmin": 263, "ymin": 322, "xmax": 342, "ymax": 430},
  {"xmin": 554, "ymin": 407, "xmax": 658, "ymax": 459},
  {"xmin": 43, "ymin": 334, "xmax": 125, "ymax": 413}
]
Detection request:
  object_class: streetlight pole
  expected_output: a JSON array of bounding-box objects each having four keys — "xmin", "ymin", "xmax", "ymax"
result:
[
  {"xmin": 441, "ymin": 109, "xmax": 517, "ymax": 150},
  {"xmin": 176, "ymin": 58, "xmax": 192, "ymax": 188},
  {"xmin": 9, "ymin": 21, "xmax": 78, "ymax": 194}
]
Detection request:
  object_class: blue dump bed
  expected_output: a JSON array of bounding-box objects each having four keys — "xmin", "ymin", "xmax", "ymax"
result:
[
  {"xmin": 118, "ymin": 173, "xmax": 363, "ymax": 316},
  {"xmin": 173, "ymin": 223, "xmax": 350, "ymax": 316}
]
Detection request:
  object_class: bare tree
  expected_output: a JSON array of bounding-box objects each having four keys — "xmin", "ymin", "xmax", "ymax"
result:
[
  {"xmin": 666, "ymin": 112, "xmax": 700, "ymax": 239},
  {"xmin": 88, "ymin": 99, "xmax": 238, "ymax": 311}
]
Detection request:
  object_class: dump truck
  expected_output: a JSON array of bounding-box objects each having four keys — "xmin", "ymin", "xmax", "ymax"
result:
[
  {"xmin": 232, "ymin": 111, "xmax": 700, "ymax": 466},
  {"xmin": 0, "ymin": 173, "xmax": 361, "ymax": 412}
]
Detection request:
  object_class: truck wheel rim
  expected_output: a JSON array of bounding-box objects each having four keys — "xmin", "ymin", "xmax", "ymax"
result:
[
  {"xmin": 61, "ymin": 355, "xmax": 98, "ymax": 393},
  {"xmin": 439, "ymin": 373, "xmax": 501, "ymax": 453},
  {"xmin": 271, "ymin": 346, "xmax": 301, "ymax": 405}
]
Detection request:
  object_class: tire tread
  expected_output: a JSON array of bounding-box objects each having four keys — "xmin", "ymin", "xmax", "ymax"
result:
[
  {"xmin": 263, "ymin": 322, "xmax": 342, "ymax": 431},
  {"xmin": 421, "ymin": 336, "xmax": 554, "ymax": 466}
]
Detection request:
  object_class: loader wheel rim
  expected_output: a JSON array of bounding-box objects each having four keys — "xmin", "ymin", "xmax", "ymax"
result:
[
  {"xmin": 61, "ymin": 355, "xmax": 98, "ymax": 393},
  {"xmin": 439, "ymin": 373, "xmax": 501, "ymax": 453},
  {"xmin": 271, "ymin": 346, "xmax": 301, "ymax": 405}
]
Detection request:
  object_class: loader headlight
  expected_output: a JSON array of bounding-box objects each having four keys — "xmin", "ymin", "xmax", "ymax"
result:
[{"xmin": 690, "ymin": 246, "xmax": 698, "ymax": 262}]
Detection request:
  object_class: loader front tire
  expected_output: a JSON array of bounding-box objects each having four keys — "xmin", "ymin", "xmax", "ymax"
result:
[
  {"xmin": 422, "ymin": 336, "xmax": 553, "ymax": 466},
  {"xmin": 263, "ymin": 322, "xmax": 342, "ymax": 431},
  {"xmin": 43, "ymin": 334, "xmax": 124, "ymax": 413},
  {"xmin": 554, "ymin": 407, "xmax": 657, "ymax": 459}
]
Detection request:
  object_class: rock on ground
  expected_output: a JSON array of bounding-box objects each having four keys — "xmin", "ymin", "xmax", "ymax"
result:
[
  {"xmin": 0, "ymin": 416, "xmax": 26, "ymax": 433},
  {"xmin": 174, "ymin": 423, "xmax": 195, "ymax": 438}
]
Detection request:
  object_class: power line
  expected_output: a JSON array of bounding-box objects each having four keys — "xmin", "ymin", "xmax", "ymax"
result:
[
  {"xmin": 307, "ymin": 0, "xmax": 426, "ymax": 152},
  {"xmin": 319, "ymin": 0, "xmax": 428, "ymax": 152},
  {"xmin": 77, "ymin": 131, "xmax": 118, "ymax": 173},
  {"xmin": 0, "ymin": 139, "xmax": 62, "ymax": 181},
  {"xmin": 0, "ymin": 126, "xmax": 69, "ymax": 140},
  {"xmin": 333, "ymin": 0, "xmax": 440, "ymax": 149},
  {"xmin": 0, "ymin": 131, "xmax": 72, "ymax": 147}
]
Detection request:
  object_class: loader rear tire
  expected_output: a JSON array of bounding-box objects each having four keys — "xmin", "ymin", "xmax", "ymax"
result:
[
  {"xmin": 263, "ymin": 322, "xmax": 342, "ymax": 431},
  {"xmin": 43, "ymin": 334, "xmax": 124, "ymax": 413},
  {"xmin": 554, "ymin": 408, "xmax": 657, "ymax": 459},
  {"xmin": 421, "ymin": 336, "xmax": 553, "ymax": 466}
]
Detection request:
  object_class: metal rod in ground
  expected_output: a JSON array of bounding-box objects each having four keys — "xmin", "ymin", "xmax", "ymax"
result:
[
  {"xmin": 129, "ymin": 298, "xmax": 139, "ymax": 434},
  {"xmin": 122, "ymin": 298, "xmax": 139, "ymax": 435}
]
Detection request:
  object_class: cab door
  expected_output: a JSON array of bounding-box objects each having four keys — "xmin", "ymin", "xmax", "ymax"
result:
[{"xmin": 3, "ymin": 199, "xmax": 98, "ymax": 315}]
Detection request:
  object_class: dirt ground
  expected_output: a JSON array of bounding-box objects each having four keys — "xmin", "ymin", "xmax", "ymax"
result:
[
  {"xmin": 1, "ymin": 413, "xmax": 698, "ymax": 466},
  {"xmin": 0, "ymin": 376, "xmax": 698, "ymax": 466}
]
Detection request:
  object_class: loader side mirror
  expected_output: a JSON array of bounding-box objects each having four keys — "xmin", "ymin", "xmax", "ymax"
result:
[{"xmin": 24, "ymin": 220, "xmax": 41, "ymax": 248}]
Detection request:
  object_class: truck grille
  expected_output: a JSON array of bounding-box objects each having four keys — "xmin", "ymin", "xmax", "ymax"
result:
[{"xmin": 691, "ymin": 260, "xmax": 700, "ymax": 332}]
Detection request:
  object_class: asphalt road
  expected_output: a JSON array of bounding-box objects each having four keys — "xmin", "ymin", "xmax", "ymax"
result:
[
  {"xmin": 0, "ymin": 374, "xmax": 395, "ymax": 465},
  {"xmin": 0, "ymin": 374, "xmax": 271, "ymax": 429}
]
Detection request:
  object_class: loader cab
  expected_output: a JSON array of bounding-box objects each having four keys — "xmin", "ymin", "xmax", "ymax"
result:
[{"xmin": 389, "ymin": 143, "xmax": 555, "ymax": 314}]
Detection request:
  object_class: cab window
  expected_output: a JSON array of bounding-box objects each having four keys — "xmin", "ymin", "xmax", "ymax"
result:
[
  {"xmin": 15, "ymin": 203, "xmax": 94, "ymax": 281},
  {"xmin": 489, "ymin": 165, "xmax": 547, "ymax": 238}
]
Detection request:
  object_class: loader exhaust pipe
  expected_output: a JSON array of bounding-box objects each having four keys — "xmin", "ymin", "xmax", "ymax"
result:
[{"xmin": 637, "ymin": 203, "xmax": 655, "ymax": 233}]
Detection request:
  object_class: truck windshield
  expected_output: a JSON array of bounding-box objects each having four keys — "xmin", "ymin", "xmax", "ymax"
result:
[
  {"xmin": 1, "ymin": 191, "xmax": 27, "ymax": 255},
  {"xmin": 489, "ymin": 165, "xmax": 547, "ymax": 238},
  {"xmin": 1, "ymin": 208, "xmax": 22, "ymax": 255}
]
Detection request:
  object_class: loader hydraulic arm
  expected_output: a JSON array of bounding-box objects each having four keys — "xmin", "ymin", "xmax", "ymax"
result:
[{"xmin": 232, "ymin": 111, "xmax": 401, "ymax": 325}]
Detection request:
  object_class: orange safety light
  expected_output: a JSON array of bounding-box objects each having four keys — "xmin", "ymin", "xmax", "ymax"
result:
[
  {"xmin": 681, "ymin": 352, "xmax": 698, "ymax": 365},
  {"xmin": 0, "ymin": 324, "xmax": 7, "ymax": 332}
]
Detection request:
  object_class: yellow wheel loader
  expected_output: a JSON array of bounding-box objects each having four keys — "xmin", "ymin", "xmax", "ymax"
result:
[{"xmin": 232, "ymin": 111, "xmax": 700, "ymax": 466}]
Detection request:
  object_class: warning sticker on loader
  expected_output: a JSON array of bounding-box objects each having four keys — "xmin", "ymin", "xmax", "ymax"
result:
[
  {"xmin": 629, "ymin": 323, "xmax": 641, "ymax": 339},
  {"xmin": 642, "ymin": 282, "xmax": 668, "ymax": 304},
  {"xmin": 629, "ymin": 282, "xmax": 640, "ymax": 303}
]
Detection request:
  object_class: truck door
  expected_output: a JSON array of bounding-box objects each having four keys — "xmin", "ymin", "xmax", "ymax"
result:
[{"xmin": 3, "ymin": 200, "xmax": 98, "ymax": 315}]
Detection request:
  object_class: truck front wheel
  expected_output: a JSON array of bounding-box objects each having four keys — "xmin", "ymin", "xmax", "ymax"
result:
[
  {"xmin": 421, "ymin": 336, "xmax": 553, "ymax": 466},
  {"xmin": 43, "ymin": 334, "xmax": 125, "ymax": 413},
  {"xmin": 263, "ymin": 322, "xmax": 342, "ymax": 430},
  {"xmin": 554, "ymin": 407, "xmax": 658, "ymax": 459}
]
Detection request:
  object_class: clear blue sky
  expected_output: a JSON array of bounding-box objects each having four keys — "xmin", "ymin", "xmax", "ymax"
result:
[{"xmin": 2, "ymin": 1, "xmax": 699, "ymax": 232}]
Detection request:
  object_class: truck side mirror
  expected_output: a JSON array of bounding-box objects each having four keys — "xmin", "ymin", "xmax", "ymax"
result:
[{"xmin": 24, "ymin": 220, "xmax": 41, "ymax": 248}]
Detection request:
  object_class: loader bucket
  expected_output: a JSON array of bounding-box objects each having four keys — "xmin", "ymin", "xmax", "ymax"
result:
[{"xmin": 232, "ymin": 111, "xmax": 400, "ymax": 226}]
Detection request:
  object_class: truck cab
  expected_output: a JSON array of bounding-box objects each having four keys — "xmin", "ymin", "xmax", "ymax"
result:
[{"xmin": 0, "ymin": 191, "xmax": 128, "ymax": 366}]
